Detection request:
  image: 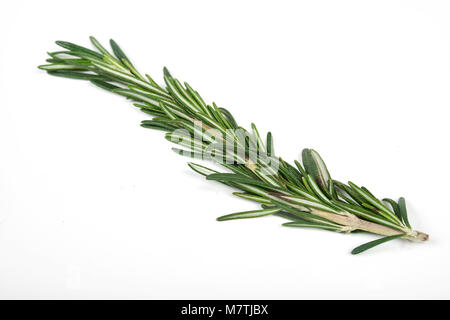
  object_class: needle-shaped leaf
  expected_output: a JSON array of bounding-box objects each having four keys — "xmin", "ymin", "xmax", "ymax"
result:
[
  {"xmin": 294, "ymin": 160, "xmax": 306, "ymax": 176},
  {"xmin": 351, "ymin": 234, "xmax": 405, "ymax": 255},
  {"xmin": 38, "ymin": 64, "xmax": 86, "ymax": 71},
  {"xmin": 232, "ymin": 192, "xmax": 272, "ymax": 204},
  {"xmin": 187, "ymin": 162, "xmax": 219, "ymax": 176},
  {"xmin": 281, "ymin": 195, "xmax": 341, "ymax": 214},
  {"xmin": 266, "ymin": 132, "xmax": 274, "ymax": 157},
  {"xmin": 383, "ymin": 198, "xmax": 401, "ymax": 220},
  {"xmin": 328, "ymin": 180, "xmax": 337, "ymax": 199},
  {"xmin": 398, "ymin": 197, "xmax": 411, "ymax": 228},
  {"xmin": 141, "ymin": 120, "xmax": 178, "ymax": 132},
  {"xmin": 159, "ymin": 101, "xmax": 177, "ymax": 120},
  {"xmin": 302, "ymin": 148, "xmax": 331, "ymax": 190},
  {"xmin": 46, "ymin": 70, "xmax": 102, "ymax": 80},
  {"xmin": 210, "ymin": 102, "xmax": 232, "ymax": 129},
  {"xmin": 55, "ymin": 40, "xmax": 103, "ymax": 59},
  {"xmin": 89, "ymin": 80, "xmax": 120, "ymax": 92},
  {"xmin": 163, "ymin": 66, "xmax": 173, "ymax": 78},
  {"xmin": 217, "ymin": 207, "xmax": 281, "ymax": 221},
  {"xmin": 304, "ymin": 175, "xmax": 334, "ymax": 205},
  {"xmin": 89, "ymin": 36, "xmax": 111, "ymax": 56},
  {"xmin": 207, "ymin": 173, "xmax": 287, "ymax": 192},
  {"xmin": 251, "ymin": 123, "xmax": 266, "ymax": 153},
  {"xmin": 110, "ymin": 39, "xmax": 130, "ymax": 63},
  {"xmin": 283, "ymin": 221, "xmax": 342, "ymax": 232},
  {"xmin": 219, "ymin": 107, "xmax": 238, "ymax": 129}
]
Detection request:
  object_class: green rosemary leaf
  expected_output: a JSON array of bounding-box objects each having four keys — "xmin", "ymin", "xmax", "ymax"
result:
[
  {"xmin": 89, "ymin": 36, "xmax": 111, "ymax": 57},
  {"xmin": 55, "ymin": 40, "xmax": 103, "ymax": 59},
  {"xmin": 38, "ymin": 64, "xmax": 86, "ymax": 71},
  {"xmin": 301, "ymin": 176, "xmax": 315, "ymax": 194},
  {"xmin": 107, "ymin": 39, "xmax": 142, "ymax": 80},
  {"xmin": 361, "ymin": 186, "xmax": 375, "ymax": 197},
  {"xmin": 383, "ymin": 198, "xmax": 402, "ymax": 220},
  {"xmin": 266, "ymin": 132, "xmax": 274, "ymax": 157},
  {"xmin": 294, "ymin": 160, "xmax": 306, "ymax": 176},
  {"xmin": 361, "ymin": 202, "xmax": 378, "ymax": 211},
  {"xmin": 286, "ymin": 184, "xmax": 316, "ymax": 200},
  {"xmin": 213, "ymin": 103, "xmax": 234, "ymax": 130},
  {"xmin": 207, "ymin": 173, "xmax": 287, "ymax": 192},
  {"xmin": 134, "ymin": 102, "xmax": 164, "ymax": 112},
  {"xmin": 127, "ymin": 86, "xmax": 174, "ymax": 103},
  {"xmin": 281, "ymin": 195, "xmax": 341, "ymax": 214},
  {"xmin": 220, "ymin": 163, "xmax": 254, "ymax": 178},
  {"xmin": 232, "ymin": 192, "xmax": 272, "ymax": 204},
  {"xmin": 328, "ymin": 180, "xmax": 337, "ymax": 199},
  {"xmin": 48, "ymin": 51, "xmax": 109, "ymax": 69},
  {"xmin": 159, "ymin": 101, "xmax": 177, "ymax": 120},
  {"xmin": 145, "ymin": 74, "xmax": 164, "ymax": 90},
  {"xmin": 45, "ymin": 58, "xmax": 60, "ymax": 63},
  {"xmin": 46, "ymin": 70, "xmax": 102, "ymax": 80},
  {"xmin": 90, "ymin": 80, "xmax": 121, "ymax": 92},
  {"xmin": 109, "ymin": 39, "xmax": 129, "ymax": 63},
  {"xmin": 398, "ymin": 197, "xmax": 411, "ymax": 228},
  {"xmin": 267, "ymin": 198, "xmax": 339, "ymax": 225},
  {"xmin": 113, "ymin": 89, "xmax": 159, "ymax": 107},
  {"xmin": 351, "ymin": 234, "xmax": 405, "ymax": 255},
  {"xmin": 305, "ymin": 175, "xmax": 334, "ymax": 205},
  {"xmin": 302, "ymin": 148, "xmax": 331, "ymax": 190},
  {"xmin": 273, "ymin": 210, "xmax": 309, "ymax": 222},
  {"xmin": 188, "ymin": 162, "xmax": 219, "ymax": 176},
  {"xmin": 139, "ymin": 108, "xmax": 165, "ymax": 117},
  {"xmin": 217, "ymin": 207, "xmax": 282, "ymax": 221},
  {"xmin": 251, "ymin": 123, "xmax": 266, "ymax": 152},
  {"xmin": 219, "ymin": 107, "xmax": 238, "ymax": 129},
  {"xmin": 335, "ymin": 190, "xmax": 359, "ymax": 206},
  {"xmin": 90, "ymin": 37, "xmax": 129, "ymax": 74},
  {"xmin": 163, "ymin": 66, "xmax": 173, "ymax": 78},
  {"xmin": 205, "ymin": 105, "xmax": 223, "ymax": 126},
  {"xmin": 141, "ymin": 120, "xmax": 178, "ymax": 132},
  {"xmin": 45, "ymin": 56, "xmax": 91, "ymax": 66},
  {"xmin": 283, "ymin": 221, "xmax": 342, "ymax": 232}
]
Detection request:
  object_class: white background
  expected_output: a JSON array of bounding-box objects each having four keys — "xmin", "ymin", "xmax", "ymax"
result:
[{"xmin": 1, "ymin": 0, "xmax": 450, "ymax": 299}]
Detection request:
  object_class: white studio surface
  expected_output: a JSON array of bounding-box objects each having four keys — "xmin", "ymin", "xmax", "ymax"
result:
[{"xmin": 1, "ymin": 0, "xmax": 450, "ymax": 299}]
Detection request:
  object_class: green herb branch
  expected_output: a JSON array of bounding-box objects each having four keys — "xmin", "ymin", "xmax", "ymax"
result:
[{"xmin": 38, "ymin": 37, "xmax": 429, "ymax": 254}]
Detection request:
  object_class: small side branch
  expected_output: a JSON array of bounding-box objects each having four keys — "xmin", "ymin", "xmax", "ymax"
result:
[{"xmin": 310, "ymin": 209, "xmax": 429, "ymax": 241}]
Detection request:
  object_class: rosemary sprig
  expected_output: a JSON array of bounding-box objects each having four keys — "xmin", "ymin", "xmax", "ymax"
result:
[{"xmin": 38, "ymin": 37, "xmax": 429, "ymax": 254}]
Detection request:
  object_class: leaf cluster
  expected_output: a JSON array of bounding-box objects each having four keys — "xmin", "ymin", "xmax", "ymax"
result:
[{"xmin": 38, "ymin": 37, "xmax": 418, "ymax": 254}]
